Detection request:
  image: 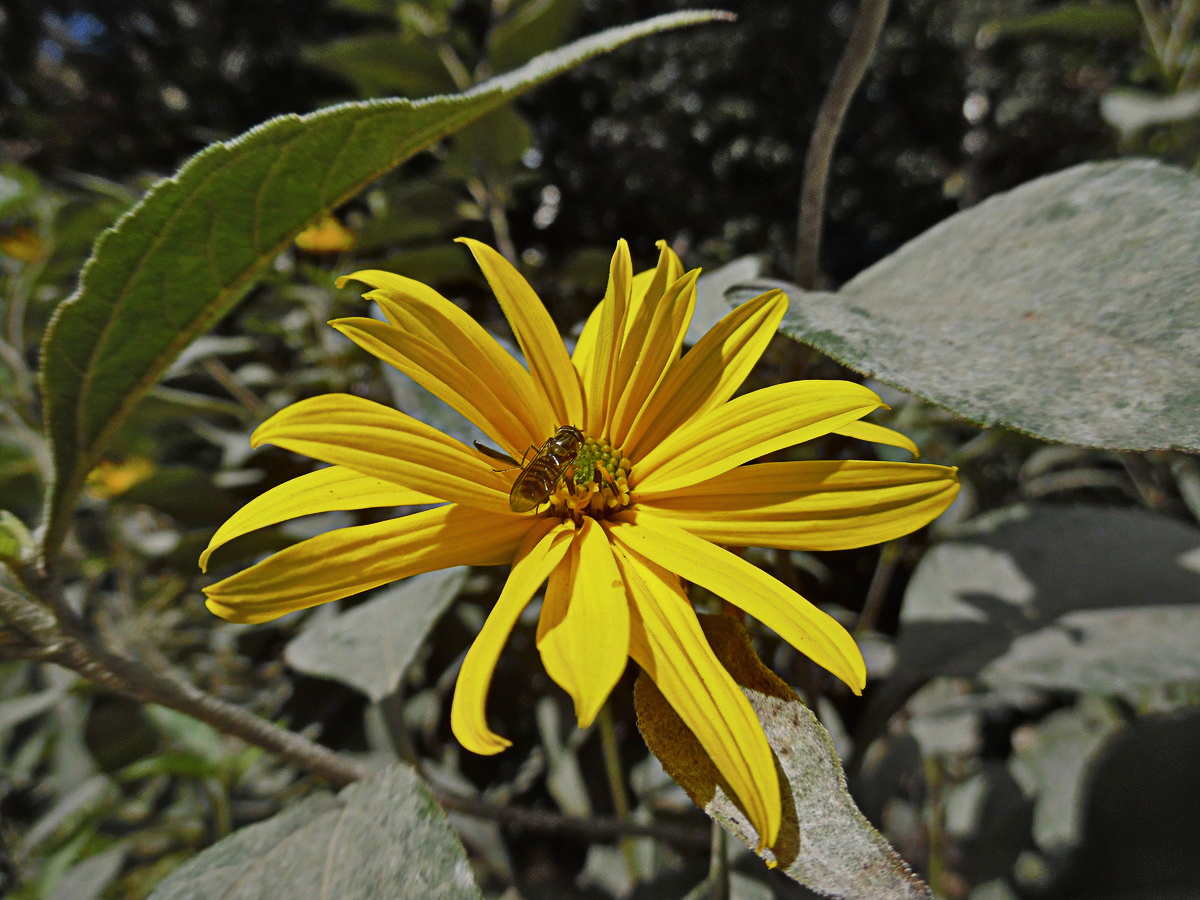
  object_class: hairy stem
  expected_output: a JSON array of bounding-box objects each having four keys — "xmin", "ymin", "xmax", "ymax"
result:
[
  {"xmin": 794, "ymin": 0, "xmax": 891, "ymax": 288},
  {"xmin": 4, "ymin": 572, "xmax": 714, "ymax": 848},
  {"xmin": 4, "ymin": 571, "xmax": 371, "ymax": 788},
  {"xmin": 45, "ymin": 633, "xmax": 372, "ymax": 786}
]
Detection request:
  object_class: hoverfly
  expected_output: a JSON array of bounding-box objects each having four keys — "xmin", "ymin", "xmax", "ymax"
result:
[{"xmin": 475, "ymin": 425, "xmax": 586, "ymax": 513}]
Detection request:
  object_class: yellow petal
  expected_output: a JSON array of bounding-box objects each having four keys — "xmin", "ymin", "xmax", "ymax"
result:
[
  {"xmin": 834, "ymin": 420, "xmax": 919, "ymax": 458},
  {"xmin": 639, "ymin": 240, "xmax": 685, "ymax": 314},
  {"xmin": 635, "ymin": 381, "xmax": 882, "ymax": 495},
  {"xmin": 584, "ymin": 241, "xmax": 633, "ymax": 435},
  {"xmin": 636, "ymin": 460, "xmax": 960, "ymax": 550},
  {"xmin": 251, "ymin": 394, "xmax": 511, "ymax": 514},
  {"xmin": 573, "ymin": 241, "xmax": 680, "ymax": 380},
  {"xmin": 612, "ymin": 543, "xmax": 780, "ymax": 847},
  {"xmin": 452, "ymin": 519, "xmax": 576, "ymax": 754},
  {"xmin": 625, "ymin": 289, "xmax": 787, "ymax": 458},
  {"xmin": 200, "ymin": 465, "xmax": 439, "ymax": 571},
  {"xmin": 605, "ymin": 516, "xmax": 866, "ymax": 693},
  {"xmin": 456, "ymin": 239, "xmax": 584, "ymax": 430},
  {"xmin": 338, "ymin": 269, "xmax": 555, "ymax": 447},
  {"xmin": 204, "ymin": 505, "xmax": 528, "ymax": 623},
  {"xmin": 610, "ymin": 269, "xmax": 699, "ymax": 448},
  {"xmin": 536, "ymin": 518, "xmax": 630, "ymax": 728},
  {"xmin": 610, "ymin": 242, "xmax": 686, "ymax": 374},
  {"xmin": 618, "ymin": 242, "xmax": 684, "ymax": 352},
  {"xmin": 330, "ymin": 317, "xmax": 534, "ymax": 455}
]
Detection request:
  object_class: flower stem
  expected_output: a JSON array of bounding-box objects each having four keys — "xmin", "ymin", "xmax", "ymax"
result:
[
  {"xmin": 794, "ymin": 0, "xmax": 891, "ymax": 288},
  {"xmin": 857, "ymin": 540, "xmax": 901, "ymax": 633},
  {"xmin": 706, "ymin": 820, "xmax": 730, "ymax": 900},
  {"xmin": 598, "ymin": 701, "xmax": 640, "ymax": 879}
]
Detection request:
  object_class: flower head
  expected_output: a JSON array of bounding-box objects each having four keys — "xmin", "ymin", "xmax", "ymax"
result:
[{"xmin": 201, "ymin": 239, "xmax": 959, "ymax": 848}]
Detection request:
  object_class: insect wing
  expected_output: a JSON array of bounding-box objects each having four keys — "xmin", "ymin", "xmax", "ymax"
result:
[
  {"xmin": 509, "ymin": 441, "xmax": 558, "ymax": 511},
  {"xmin": 507, "ymin": 427, "xmax": 585, "ymax": 513}
]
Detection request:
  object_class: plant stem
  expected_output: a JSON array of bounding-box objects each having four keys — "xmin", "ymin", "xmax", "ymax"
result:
[
  {"xmin": 1136, "ymin": 0, "xmax": 1171, "ymax": 82},
  {"xmin": 3, "ymin": 572, "xmax": 371, "ymax": 788},
  {"xmin": 1164, "ymin": 0, "xmax": 1200, "ymax": 88},
  {"xmin": 706, "ymin": 821, "xmax": 730, "ymax": 900},
  {"xmin": 45, "ymin": 631, "xmax": 372, "ymax": 786},
  {"xmin": 794, "ymin": 0, "xmax": 891, "ymax": 288},
  {"xmin": 2, "ymin": 576, "xmax": 718, "ymax": 851},
  {"xmin": 598, "ymin": 702, "xmax": 641, "ymax": 879},
  {"xmin": 857, "ymin": 540, "xmax": 901, "ymax": 633},
  {"xmin": 4, "ymin": 574, "xmax": 716, "ymax": 851}
]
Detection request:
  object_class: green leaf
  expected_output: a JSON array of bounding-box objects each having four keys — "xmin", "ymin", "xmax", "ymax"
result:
[
  {"xmin": 487, "ymin": 0, "xmax": 586, "ymax": 73},
  {"xmin": 1009, "ymin": 699, "xmax": 1124, "ymax": 852},
  {"xmin": 978, "ymin": 3, "xmax": 1142, "ymax": 45},
  {"xmin": 350, "ymin": 181, "xmax": 463, "ymax": 251},
  {"xmin": 148, "ymin": 764, "xmax": 479, "ymax": 899},
  {"xmin": 303, "ymin": 32, "xmax": 457, "ymax": 99},
  {"xmin": 284, "ymin": 568, "xmax": 467, "ymax": 703},
  {"xmin": 38, "ymin": 10, "xmax": 732, "ymax": 561},
  {"xmin": 0, "ymin": 508, "xmax": 34, "ymax": 565},
  {"xmin": 144, "ymin": 705, "xmax": 230, "ymax": 763},
  {"xmin": 637, "ymin": 615, "xmax": 931, "ymax": 898},
  {"xmin": 443, "ymin": 106, "xmax": 534, "ymax": 180},
  {"xmin": 752, "ymin": 160, "xmax": 1200, "ymax": 452},
  {"xmin": 0, "ymin": 685, "xmax": 67, "ymax": 733},
  {"xmin": 0, "ymin": 162, "xmax": 42, "ymax": 218},
  {"xmin": 872, "ymin": 504, "xmax": 1200, "ymax": 728},
  {"xmin": 47, "ymin": 845, "xmax": 126, "ymax": 900}
]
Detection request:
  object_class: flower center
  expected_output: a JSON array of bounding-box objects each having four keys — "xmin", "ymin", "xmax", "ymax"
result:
[{"xmin": 549, "ymin": 434, "xmax": 632, "ymax": 517}]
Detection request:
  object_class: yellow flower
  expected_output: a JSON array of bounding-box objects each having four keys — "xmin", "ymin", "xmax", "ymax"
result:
[
  {"xmin": 294, "ymin": 216, "xmax": 357, "ymax": 254},
  {"xmin": 0, "ymin": 226, "xmax": 46, "ymax": 263},
  {"xmin": 85, "ymin": 456, "xmax": 156, "ymax": 499},
  {"xmin": 201, "ymin": 239, "xmax": 959, "ymax": 849}
]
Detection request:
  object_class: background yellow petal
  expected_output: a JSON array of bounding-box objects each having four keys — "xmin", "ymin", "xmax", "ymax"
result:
[
  {"xmin": 625, "ymin": 289, "xmax": 786, "ymax": 458},
  {"xmin": 337, "ymin": 269, "xmax": 449, "ymax": 310},
  {"xmin": 536, "ymin": 518, "xmax": 630, "ymax": 728},
  {"xmin": 612, "ymin": 542, "xmax": 781, "ymax": 847},
  {"xmin": 452, "ymin": 519, "xmax": 575, "ymax": 754},
  {"xmin": 583, "ymin": 241, "xmax": 632, "ymax": 435},
  {"xmin": 200, "ymin": 465, "xmax": 439, "ymax": 571},
  {"xmin": 636, "ymin": 460, "xmax": 959, "ymax": 550},
  {"xmin": 635, "ymin": 381, "xmax": 882, "ymax": 495},
  {"xmin": 457, "ymin": 239, "xmax": 584, "ymax": 430},
  {"xmin": 331, "ymin": 317, "xmax": 537, "ymax": 455},
  {"xmin": 834, "ymin": 420, "xmax": 919, "ymax": 458},
  {"xmin": 606, "ymin": 516, "xmax": 866, "ymax": 693},
  {"xmin": 204, "ymin": 505, "xmax": 528, "ymax": 624},
  {"xmin": 573, "ymin": 241, "xmax": 683, "ymax": 383},
  {"xmin": 252, "ymin": 394, "xmax": 512, "ymax": 514},
  {"xmin": 610, "ymin": 269, "xmax": 699, "ymax": 448}
]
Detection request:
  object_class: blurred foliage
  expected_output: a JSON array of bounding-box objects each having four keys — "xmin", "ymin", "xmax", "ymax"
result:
[{"xmin": 2, "ymin": 0, "xmax": 1199, "ymax": 898}]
